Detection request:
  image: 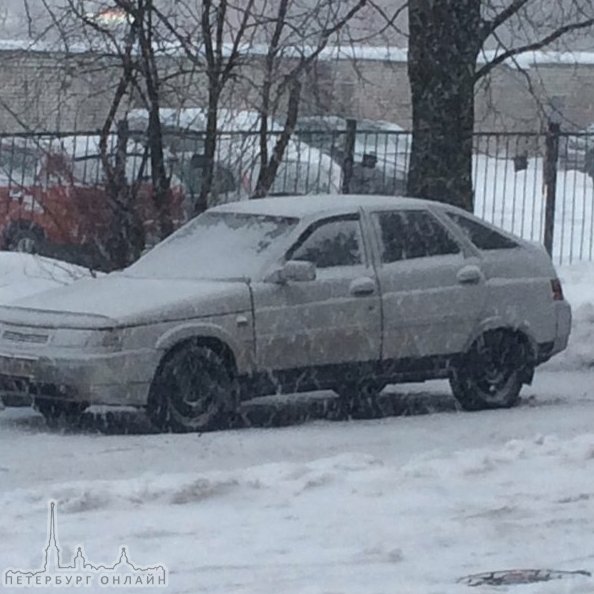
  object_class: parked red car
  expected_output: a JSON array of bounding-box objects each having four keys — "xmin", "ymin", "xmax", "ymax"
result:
[{"xmin": 0, "ymin": 136, "xmax": 186, "ymax": 270}]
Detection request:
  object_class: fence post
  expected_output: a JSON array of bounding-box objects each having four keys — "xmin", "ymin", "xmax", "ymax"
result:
[
  {"xmin": 543, "ymin": 121, "xmax": 560, "ymax": 257},
  {"xmin": 341, "ymin": 118, "xmax": 357, "ymax": 194}
]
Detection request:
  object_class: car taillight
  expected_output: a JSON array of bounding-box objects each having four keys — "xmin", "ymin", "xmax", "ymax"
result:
[{"xmin": 551, "ymin": 278, "xmax": 564, "ymax": 301}]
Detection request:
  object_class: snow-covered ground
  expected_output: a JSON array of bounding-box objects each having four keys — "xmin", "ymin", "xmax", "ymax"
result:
[
  {"xmin": 0, "ymin": 262, "xmax": 593, "ymax": 593},
  {"xmin": 474, "ymin": 155, "xmax": 594, "ymax": 265}
]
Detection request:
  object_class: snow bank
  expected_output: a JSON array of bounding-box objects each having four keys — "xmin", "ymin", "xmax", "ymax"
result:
[
  {"xmin": 0, "ymin": 253, "xmax": 95, "ymax": 305},
  {"xmin": 2, "ymin": 438, "xmax": 594, "ymax": 593},
  {"xmin": 542, "ymin": 262, "xmax": 594, "ymax": 372}
]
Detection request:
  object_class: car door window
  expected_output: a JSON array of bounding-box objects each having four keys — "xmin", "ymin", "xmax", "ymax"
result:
[
  {"xmin": 287, "ymin": 216, "xmax": 363, "ymax": 268},
  {"xmin": 375, "ymin": 210, "xmax": 461, "ymax": 263},
  {"xmin": 445, "ymin": 212, "xmax": 518, "ymax": 250}
]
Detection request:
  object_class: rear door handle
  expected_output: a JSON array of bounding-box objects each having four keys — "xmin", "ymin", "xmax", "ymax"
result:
[
  {"xmin": 349, "ymin": 276, "xmax": 376, "ymax": 297},
  {"xmin": 457, "ymin": 265, "xmax": 483, "ymax": 285}
]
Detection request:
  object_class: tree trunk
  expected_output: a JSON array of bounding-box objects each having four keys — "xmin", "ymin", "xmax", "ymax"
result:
[
  {"xmin": 407, "ymin": 0, "xmax": 482, "ymax": 212},
  {"xmin": 253, "ymin": 79, "xmax": 302, "ymax": 198},
  {"xmin": 195, "ymin": 86, "xmax": 219, "ymax": 216},
  {"xmin": 138, "ymin": 1, "xmax": 173, "ymax": 239}
]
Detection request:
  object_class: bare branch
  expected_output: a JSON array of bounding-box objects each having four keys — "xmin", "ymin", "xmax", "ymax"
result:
[
  {"xmin": 476, "ymin": 15, "xmax": 594, "ymax": 80},
  {"xmin": 480, "ymin": 0, "xmax": 531, "ymax": 41}
]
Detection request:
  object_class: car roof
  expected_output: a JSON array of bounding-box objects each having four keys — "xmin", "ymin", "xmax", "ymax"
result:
[{"xmin": 211, "ymin": 194, "xmax": 435, "ymax": 219}]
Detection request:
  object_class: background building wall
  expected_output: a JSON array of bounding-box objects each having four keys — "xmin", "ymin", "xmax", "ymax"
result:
[{"xmin": 1, "ymin": 47, "xmax": 594, "ymax": 134}]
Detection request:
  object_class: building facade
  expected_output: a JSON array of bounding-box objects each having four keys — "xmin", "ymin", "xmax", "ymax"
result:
[{"xmin": 1, "ymin": 42, "xmax": 594, "ymax": 135}]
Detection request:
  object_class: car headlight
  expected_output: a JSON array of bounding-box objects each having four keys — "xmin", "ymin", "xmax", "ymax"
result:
[
  {"xmin": 52, "ymin": 328, "xmax": 125, "ymax": 351},
  {"xmin": 96, "ymin": 329, "xmax": 125, "ymax": 350}
]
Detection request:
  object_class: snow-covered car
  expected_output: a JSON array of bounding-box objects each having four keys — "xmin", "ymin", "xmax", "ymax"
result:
[
  {"xmin": 0, "ymin": 195, "xmax": 571, "ymax": 431},
  {"xmin": 0, "ymin": 135, "xmax": 186, "ymax": 269},
  {"xmin": 295, "ymin": 116, "xmax": 410, "ymax": 194},
  {"xmin": 558, "ymin": 124, "xmax": 594, "ymax": 175},
  {"xmin": 128, "ymin": 108, "xmax": 343, "ymax": 201}
]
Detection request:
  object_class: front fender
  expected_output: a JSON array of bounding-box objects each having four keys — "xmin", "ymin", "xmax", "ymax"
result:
[{"xmin": 155, "ymin": 320, "xmax": 254, "ymax": 375}]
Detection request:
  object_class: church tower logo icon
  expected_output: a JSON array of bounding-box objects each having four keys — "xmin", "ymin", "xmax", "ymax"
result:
[{"xmin": 3, "ymin": 502, "xmax": 167, "ymax": 588}]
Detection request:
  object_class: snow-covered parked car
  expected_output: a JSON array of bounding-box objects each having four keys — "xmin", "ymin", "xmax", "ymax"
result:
[
  {"xmin": 0, "ymin": 195, "xmax": 571, "ymax": 431},
  {"xmin": 128, "ymin": 108, "xmax": 343, "ymax": 202},
  {"xmin": 295, "ymin": 116, "xmax": 410, "ymax": 195},
  {"xmin": 558, "ymin": 124, "xmax": 594, "ymax": 175}
]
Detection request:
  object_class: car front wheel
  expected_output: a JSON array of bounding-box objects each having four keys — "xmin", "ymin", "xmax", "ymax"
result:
[
  {"xmin": 147, "ymin": 342, "xmax": 239, "ymax": 432},
  {"xmin": 450, "ymin": 330, "xmax": 528, "ymax": 411}
]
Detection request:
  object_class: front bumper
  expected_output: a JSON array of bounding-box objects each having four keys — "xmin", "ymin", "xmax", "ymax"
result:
[{"xmin": 0, "ymin": 347, "xmax": 158, "ymax": 407}]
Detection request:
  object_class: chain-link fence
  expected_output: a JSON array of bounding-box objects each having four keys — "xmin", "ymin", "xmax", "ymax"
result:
[{"xmin": 0, "ymin": 123, "xmax": 592, "ymax": 266}]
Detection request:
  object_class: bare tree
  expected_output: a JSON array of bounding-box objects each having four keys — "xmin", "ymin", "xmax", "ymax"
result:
[
  {"xmin": 251, "ymin": 0, "xmax": 368, "ymax": 198},
  {"xmin": 35, "ymin": 0, "xmax": 183, "ymax": 267},
  {"xmin": 150, "ymin": 0, "xmax": 259, "ymax": 214},
  {"xmin": 151, "ymin": 0, "xmax": 368, "ymax": 207}
]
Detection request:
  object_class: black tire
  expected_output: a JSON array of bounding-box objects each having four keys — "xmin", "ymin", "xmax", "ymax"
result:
[
  {"xmin": 4, "ymin": 222, "xmax": 45, "ymax": 254},
  {"xmin": 34, "ymin": 399, "xmax": 87, "ymax": 428},
  {"xmin": 147, "ymin": 343, "xmax": 239, "ymax": 433},
  {"xmin": 335, "ymin": 379, "xmax": 386, "ymax": 419},
  {"xmin": 450, "ymin": 330, "xmax": 528, "ymax": 411}
]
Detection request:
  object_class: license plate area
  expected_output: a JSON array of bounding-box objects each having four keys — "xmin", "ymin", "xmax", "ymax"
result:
[{"xmin": 0, "ymin": 354, "xmax": 39, "ymax": 379}]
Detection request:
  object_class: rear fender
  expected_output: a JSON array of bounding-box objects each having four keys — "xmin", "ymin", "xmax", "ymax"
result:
[{"xmin": 463, "ymin": 317, "xmax": 538, "ymax": 379}]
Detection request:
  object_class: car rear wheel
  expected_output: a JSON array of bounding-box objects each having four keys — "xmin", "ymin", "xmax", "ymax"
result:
[
  {"xmin": 4, "ymin": 222, "xmax": 45, "ymax": 254},
  {"xmin": 450, "ymin": 330, "xmax": 528, "ymax": 411},
  {"xmin": 147, "ymin": 343, "xmax": 239, "ymax": 432},
  {"xmin": 34, "ymin": 399, "xmax": 87, "ymax": 428}
]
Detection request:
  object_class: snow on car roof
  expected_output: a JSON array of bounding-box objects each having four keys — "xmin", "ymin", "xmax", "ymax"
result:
[{"xmin": 211, "ymin": 194, "xmax": 431, "ymax": 219}]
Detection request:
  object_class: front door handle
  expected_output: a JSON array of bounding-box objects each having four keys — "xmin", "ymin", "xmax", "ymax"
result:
[
  {"xmin": 457, "ymin": 265, "xmax": 483, "ymax": 285},
  {"xmin": 349, "ymin": 277, "xmax": 376, "ymax": 297}
]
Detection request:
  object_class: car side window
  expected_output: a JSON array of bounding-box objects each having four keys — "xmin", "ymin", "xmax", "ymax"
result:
[
  {"xmin": 446, "ymin": 212, "xmax": 519, "ymax": 250},
  {"xmin": 375, "ymin": 210, "xmax": 461, "ymax": 263},
  {"xmin": 287, "ymin": 216, "xmax": 363, "ymax": 268}
]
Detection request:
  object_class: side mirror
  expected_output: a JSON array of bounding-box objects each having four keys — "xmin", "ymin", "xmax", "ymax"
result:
[{"xmin": 270, "ymin": 260, "xmax": 316, "ymax": 284}]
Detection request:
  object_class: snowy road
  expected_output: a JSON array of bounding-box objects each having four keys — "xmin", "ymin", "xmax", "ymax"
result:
[{"xmin": 1, "ymin": 368, "xmax": 594, "ymax": 594}]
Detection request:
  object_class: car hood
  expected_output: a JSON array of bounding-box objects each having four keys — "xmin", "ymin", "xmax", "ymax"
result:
[{"xmin": 0, "ymin": 274, "xmax": 252, "ymax": 329}]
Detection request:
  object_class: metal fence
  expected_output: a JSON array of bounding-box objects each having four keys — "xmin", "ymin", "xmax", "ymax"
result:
[{"xmin": 0, "ymin": 124, "xmax": 593, "ymax": 265}]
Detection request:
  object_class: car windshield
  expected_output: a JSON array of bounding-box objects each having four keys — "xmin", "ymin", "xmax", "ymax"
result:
[{"xmin": 125, "ymin": 211, "xmax": 299, "ymax": 279}]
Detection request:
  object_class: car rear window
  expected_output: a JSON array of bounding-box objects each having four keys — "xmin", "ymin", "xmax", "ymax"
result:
[{"xmin": 446, "ymin": 212, "xmax": 518, "ymax": 250}]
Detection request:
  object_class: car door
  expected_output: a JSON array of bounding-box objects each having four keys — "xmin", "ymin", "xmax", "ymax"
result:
[
  {"xmin": 371, "ymin": 208, "xmax": 487, "ymax": 361},
  {"xmin": 251, "ymin": 213, "xmax": 382, "ymax": 372}
]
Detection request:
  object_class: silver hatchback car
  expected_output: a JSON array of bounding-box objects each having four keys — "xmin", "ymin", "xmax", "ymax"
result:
[{"xmin": 0, "ymin": 195, "xmax": 571, "ymax": 431}]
